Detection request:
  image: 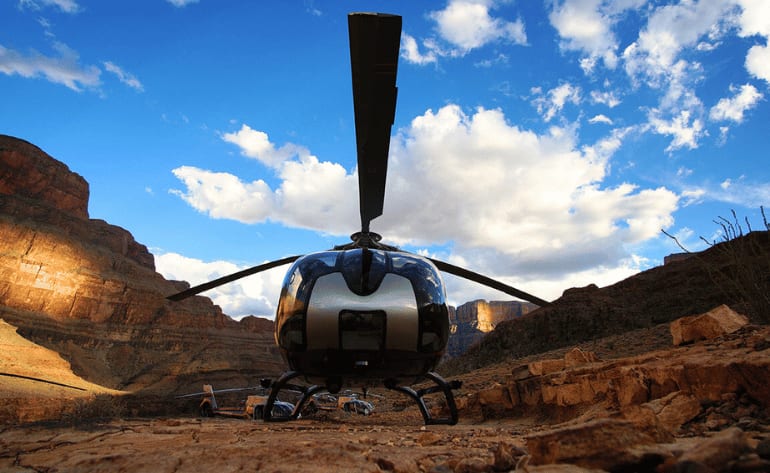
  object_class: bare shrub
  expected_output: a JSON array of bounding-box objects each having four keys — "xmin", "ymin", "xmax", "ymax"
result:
[{"xmin": 663, "ymin": 207, "xmax": 770, "ymax": 324}]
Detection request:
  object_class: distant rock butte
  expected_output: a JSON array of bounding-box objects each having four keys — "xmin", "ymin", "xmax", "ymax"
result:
[
  {"xmin": 447, "ymin": 299, "xmax": 537, "ymax": 357},
  {"xmin": 0, "ymin": 135, "xmax": 283, "ymax": 398}
]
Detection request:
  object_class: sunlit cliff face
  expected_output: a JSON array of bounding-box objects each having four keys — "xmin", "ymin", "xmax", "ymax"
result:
[
  {"xmin": 476, "ymin": 303, "xmax": 497, "ymax": 333},
  {"xmin": 2, "ymin": 223, "xmax": 112, "ymax": 321}
]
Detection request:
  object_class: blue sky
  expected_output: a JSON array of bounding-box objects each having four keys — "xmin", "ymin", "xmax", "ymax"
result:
[{"xmin": 2, "ymin": 0, "xmax": 769, "ymax": 319}]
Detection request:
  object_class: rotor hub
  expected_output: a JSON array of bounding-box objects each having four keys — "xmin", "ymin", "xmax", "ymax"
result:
[{"xmin": 333, "ymin": 231, "xmax": 399, "ymax": 251}]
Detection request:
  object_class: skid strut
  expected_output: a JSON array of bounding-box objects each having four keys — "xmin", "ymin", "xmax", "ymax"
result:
[
  {"xmin": 385, "ymin": 371, "xmax": 462, "ymax": 425},
  {"xmin": 263, "ymin": 371, "xmax": 323, "ymax": 422},
  {"xmin": 263, "ymin": 370, "xmax": 462, "ymax": 425}
]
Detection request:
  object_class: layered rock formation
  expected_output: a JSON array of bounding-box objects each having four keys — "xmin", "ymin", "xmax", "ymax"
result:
[
  {"xmin": 0, "ymin": 135, "xmax": 284, "ymax": 403},
  {"xmin": 447, "ymin": 300, "xmax": 536, "ymax": 357},
  {"xmin": 450, "ymin": 312, "xmax": 770, "ymax": 471}
]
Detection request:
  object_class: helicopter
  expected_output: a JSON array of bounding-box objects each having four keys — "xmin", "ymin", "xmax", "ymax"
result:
[{"xmin": 168, "ymin": 12, "xmax": 549, "ymax": 425}]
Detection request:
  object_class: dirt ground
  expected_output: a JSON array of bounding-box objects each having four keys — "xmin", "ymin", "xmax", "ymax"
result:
[{"xmin": 0, "ymin": 414, "xmax": 549, "ymax": 473}]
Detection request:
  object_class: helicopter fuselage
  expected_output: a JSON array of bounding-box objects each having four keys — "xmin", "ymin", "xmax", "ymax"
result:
[{"xmin": 274, "ymin": 247, "xmax": 449, "ymax": 388}]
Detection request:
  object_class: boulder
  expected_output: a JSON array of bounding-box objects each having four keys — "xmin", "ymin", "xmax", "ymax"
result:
[
  {"xmin": 526, "ymin": 419, "xmax": 657, "ymax": 470},
  {"xmin": 658, "ymin": 428, "xmax": 751, "ymax": 472},
  {"xmin": 670, "ymin": 304, "xmax": 749, "ymax": 346}
]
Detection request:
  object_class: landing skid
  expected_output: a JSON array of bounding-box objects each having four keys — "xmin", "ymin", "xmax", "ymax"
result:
[
  {"xmin": 385, "ymin": 372, "xmax": 462, "ymax": 425},
  {"xmin": 262, "ymin": 370, "xmax": 462, "ymax": 425}
]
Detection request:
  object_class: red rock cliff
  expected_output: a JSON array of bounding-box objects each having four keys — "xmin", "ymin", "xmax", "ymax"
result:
[{"xmin": 0, "ymin": 135, "xmax": 283, "ymax": 395}]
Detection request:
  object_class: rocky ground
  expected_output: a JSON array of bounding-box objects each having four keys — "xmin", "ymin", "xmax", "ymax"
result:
[{"xmin": 2, "ymin": 321, "xmax": 769, "ymax": 472}]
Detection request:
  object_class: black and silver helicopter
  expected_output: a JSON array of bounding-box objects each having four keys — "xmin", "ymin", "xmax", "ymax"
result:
[{"xmin": 168, "ymin": 12, "xmax": 549, "ymax": 425}]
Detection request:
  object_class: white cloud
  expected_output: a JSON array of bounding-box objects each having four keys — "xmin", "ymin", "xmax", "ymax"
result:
[
  {"xmin": 531, "ymin": 83, "xmax": 582, "ymax": 122},
  {"xmin": 731, "ymin": 0, "xmax": 770, "ymax": 82},
  {"xmin": 0, "ymin": 41, "xmax": 100, "ymax": 91},
  {"xmin": 171, "ymin": 105, "xmax": 680, "ymax": 305},
  {"xmin": 709, "ymin": 83, "xmax": 763, "ymax": 122},
  {"xmin": 166, "ymin": 0, "xmax": 199, "ymax": 7},
  {"xmin": 155, "ymin": 252, "xmax": 286, "ymax": 319},
  {"xmin": 380, "ymin": 106, "xmax": 678, "ymax": 274},
  {"xmin": 548, "ymin": 0, "xmax": 644, "ymax": 71},
  {"xmin": 171, "ymin": 127, "xmax": 358, "ymax": 232},
  {"xmin": 735, "ymin": 0, "xmax": 770, "ymax": 38},
  {"xmin": 706, "ymin": 176, "xmax": 770, "ymax": 208},
  {"xmin": 745, "ymin": 43, "xmax": 770, "ymax": 84},
  {"xmin": 403, "ymin": 0, "xmax": 526, "ymax": 64},
  {"xmin": 221, "ymin": 124, "xmax": 305, "ymax": 169},
  {"xmin": 430, "ymin": 0, "xmax": 527, "ymax": 51},
  {"xmin": 621, "ymin": 0, "xmax": 742, "ymax": 150},
  {"xmin": 590, "ymin": 89, "xmax": 621, "ymax": 108},
  {"xmin": 170, "ymin": 166, "xmax": 276, "ymax": 224},
  {"xmin": 401, "ymin": 33, "xmax": 438, "ymax": 65},
  {"xmin": 103, "ymin": 61, "xmax": 143, "ymax": 92},
  {"xmin": 589, "ymin": 114, "xmax": 613, "ymax": 125},
  {"xmin": 18, "ymin": 0, "xmax": 79, "ymax": 13},
  {"xmin": 648, "ymin": 109, "xmax": 705, "ymax": 151},
  {"xmin": 623, "ymin": 0, "xmax": 738, "ymax": 81}
]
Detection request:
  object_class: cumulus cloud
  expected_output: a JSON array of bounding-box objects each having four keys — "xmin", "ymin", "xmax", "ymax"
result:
[
  {"xmin": 171, "ymin": 128, "xmax": 358, "ymax": 231},
  {"xmin": 745, "ymin": 43, "xmax": 770, "ymax": 84},
  {"xmin": 430, "ymin": 0, "xmax": 526, "ymax": 51},
  {"xmin": 170, "ymin": 167, "xmax": 277, "ymax": 224},
  {"xmin": 402, "ymin": 0, "xmax": 526, "ymax": 64},
  {"xmin": 155, "ymin": 252, "xmax": 286, "ymax": 318},
  {"xmin": 222, "ymin": 124, "xmax": 306, "ymax": 169},
  {"xmin": 623, "ymin": 1, "xmax": 738, "ymax": 81},
  {"xmin": 734, "ymin": 0, "xmax": 770, "ymax": 82},
  {"xmin": 0, "ymin": 41, "xmax": 100, "ymax": 91},
  {"xmin": 548, "ymin": 0, "xmax": 645, "ymax": 71},
  {"xmin": 709, "ymin": 83, "xmax": 763, "ymax": 122},
  {"xmin": 171, "ymin": 105, "xmax": 679, "ymax": 304}
]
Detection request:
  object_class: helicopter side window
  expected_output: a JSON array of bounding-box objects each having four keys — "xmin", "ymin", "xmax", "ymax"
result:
[
  {"xmin": 390, "ymin": 254, "xmax": 449, "ymax": 353},
  {"xmin": 418, "ymin": 303, "xmax": 448, "ymax": 352},
  {"xmin": 390, "ymin": 254, "xmax": 445, "ymax": 304},
  {"xmin": 279, "ymin": 314, "xmax": 305, "ymax": 350},
  {"xmin": 277, "ymin": 253, "xmax": 339, "ymax": 351}
]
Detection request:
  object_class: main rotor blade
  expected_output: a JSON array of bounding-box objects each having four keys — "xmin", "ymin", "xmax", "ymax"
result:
[
  {"xmin": 348, "ymin": 12, "xmax": 401, "ymax": 233},
  {"xmin": 429, "ymin": 258, "xmax": 551, "ymax": 307},
  {"xmin": 166, "ymin": 255, "xmax": 302, "ymax": 301}
]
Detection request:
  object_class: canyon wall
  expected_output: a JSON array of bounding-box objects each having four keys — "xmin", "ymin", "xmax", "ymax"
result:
[{"xmin": 0, "ymin": 135, "xmax": 284, "ymax": 396}]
